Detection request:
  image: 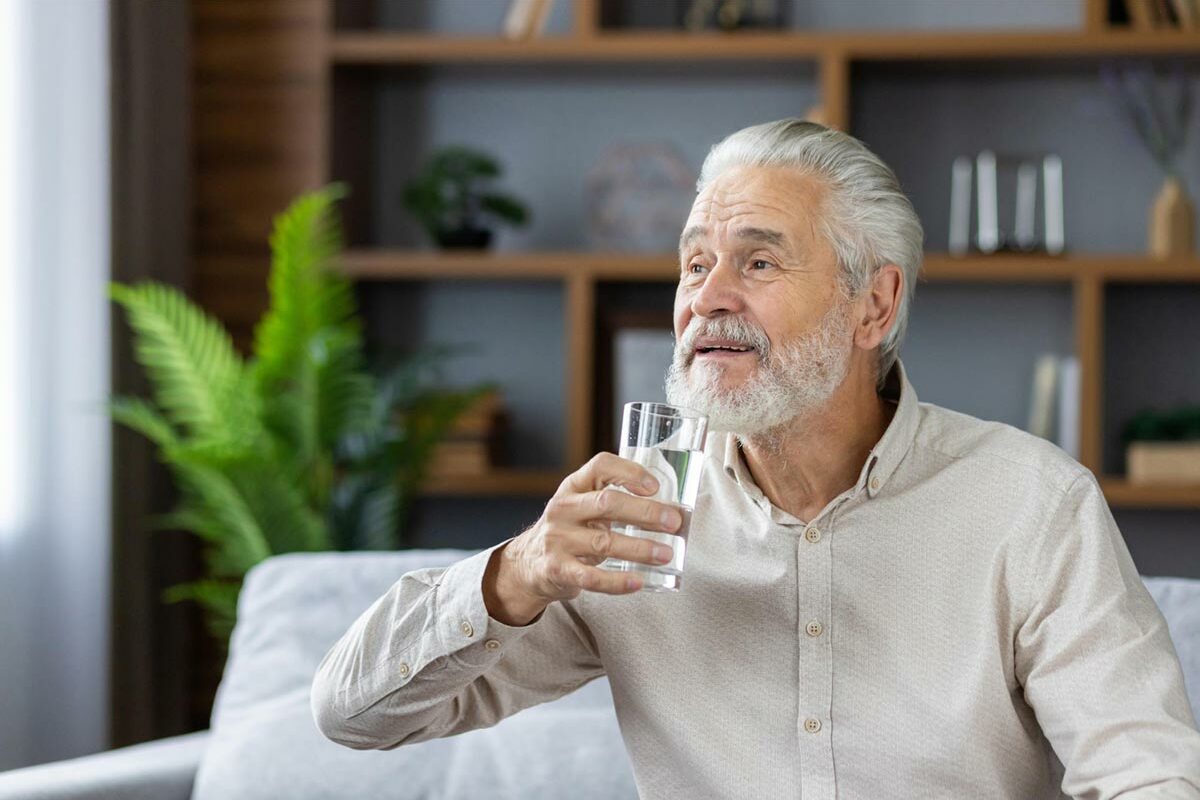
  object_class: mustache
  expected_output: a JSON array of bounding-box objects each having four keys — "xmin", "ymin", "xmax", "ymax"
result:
[{"xmin": 675, "ymin": 316, "xmax": 771, "ymax": 361}]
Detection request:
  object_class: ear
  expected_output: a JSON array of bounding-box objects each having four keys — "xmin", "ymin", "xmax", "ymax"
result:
[{"xmin": 854, "ymin": 264, "xmax": 903, "ymax": 351}]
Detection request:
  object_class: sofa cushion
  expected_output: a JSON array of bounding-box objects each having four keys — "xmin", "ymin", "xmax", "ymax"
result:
[
  {"xmin": 190, "ymin": 548, "xmax": 637, "ymax": 800},
  {"xmin": 1142, "ymin": 576, "xmax": 1200, "ymax": 725}
]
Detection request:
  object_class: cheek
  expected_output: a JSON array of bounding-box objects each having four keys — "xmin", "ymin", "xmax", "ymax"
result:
[{"xmin": 673, "ymin": 297, "xmax": 690, "ymax": 339}]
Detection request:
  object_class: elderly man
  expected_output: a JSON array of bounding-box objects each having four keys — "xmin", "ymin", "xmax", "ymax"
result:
[{"xmin": 312, "ymin": 119, "xmax": 1200, "ymax": 798}]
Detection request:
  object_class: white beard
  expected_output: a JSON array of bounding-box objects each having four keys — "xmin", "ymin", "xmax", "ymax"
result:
[{"xmin": 664, "ymin": 298, "xmax": 855, "ymax": 448}]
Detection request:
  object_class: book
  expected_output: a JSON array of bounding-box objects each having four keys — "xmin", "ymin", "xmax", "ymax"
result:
[
  {"xmin": 503, "ymin": 0, "xmax": 539, "ymax": 39},
  {"xmin": 428, "ymin": 440, "xmax": 491, "ymax": 476},
  {"xmin": 1168, "ymin": 0, "xmax": 1198, "ymax": 27},
  {"xmin": 1027, "ymin": 353, "xmax": 1059, "ymax": 442},
  {"xmin": 529, "ymin": 0, "xmax": 555, "ymax": 37},
  {"xmin": 1055, "ymin": 355, "xmax": 1081, "ymax": 460},
  {"xmin": 1125, "ymin": 0, "xmax": 1158, "ymax": 28}
]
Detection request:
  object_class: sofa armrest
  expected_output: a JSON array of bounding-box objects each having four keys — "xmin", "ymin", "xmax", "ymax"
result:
[{"xmin": 0, "ymin": 730, "xmax": 209, "ymax": 800}]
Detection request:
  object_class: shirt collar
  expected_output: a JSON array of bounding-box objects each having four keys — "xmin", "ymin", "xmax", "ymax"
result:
[{"xmin": 718, "ymin": 356, "xmax": 920, "ymax": 501}]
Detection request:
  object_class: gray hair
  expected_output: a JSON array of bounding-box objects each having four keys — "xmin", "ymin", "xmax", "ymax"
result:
[{"xmin": 696, "ymin": 118, "xmax": 923, "ymax": 391}]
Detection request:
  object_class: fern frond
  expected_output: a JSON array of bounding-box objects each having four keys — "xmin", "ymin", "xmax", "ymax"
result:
[
  {"xmin": 168, "ymin": 459, "xmax": 274, "ymax": 568},
  {"xmin": 109, "ymin": 396, "xmax": 179, "ymax": 448},
  {"xmin": 254, "ymin": 184, "xmax": 357, "ymax": 390},
  {"xmin": 110, "ymin": 282, "xmax": 256, "ymax": 442},
  {"xmin": 163, "ymin": 578, "xmax": 240, "ymax": 646}
]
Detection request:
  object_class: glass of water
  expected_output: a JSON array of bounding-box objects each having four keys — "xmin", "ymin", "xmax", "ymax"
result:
[{"xmin": 598, "ymin": 401, "xmax": 708, "ymax": 592}]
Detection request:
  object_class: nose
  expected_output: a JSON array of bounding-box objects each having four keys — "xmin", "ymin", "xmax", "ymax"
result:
[{"xmin": 689, "ymin": 258, "xmax": 747, "ymax": 319}]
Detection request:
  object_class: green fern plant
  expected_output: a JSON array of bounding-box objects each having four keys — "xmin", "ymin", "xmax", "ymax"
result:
[{"xmin": 111, "ymin": 184, "xmax": 493, "ymax": 646}]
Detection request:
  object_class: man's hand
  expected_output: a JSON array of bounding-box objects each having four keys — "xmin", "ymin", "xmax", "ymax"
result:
[{"xmin": 482, "ymin": 452, "xmax": 684, "ymax": 625}]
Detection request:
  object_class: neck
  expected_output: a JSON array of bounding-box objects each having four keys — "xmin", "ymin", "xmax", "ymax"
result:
[{"xmin": 738, "ymin": 358, "xmax": 895, "ymax": 523}]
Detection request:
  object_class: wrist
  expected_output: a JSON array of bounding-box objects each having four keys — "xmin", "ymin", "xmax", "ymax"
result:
[{"xmin": 482, "ymin": 541, "xmax": 547, "ymax": 627}]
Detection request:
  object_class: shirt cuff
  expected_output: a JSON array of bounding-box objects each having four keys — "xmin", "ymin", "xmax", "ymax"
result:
[{"xmin": 434, "ymin": 536, "xmax": 547, "ymax": 668}]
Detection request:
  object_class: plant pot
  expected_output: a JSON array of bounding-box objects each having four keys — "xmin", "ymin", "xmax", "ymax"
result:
[
  {"xmin": 1126, "ymin": 440, "xmax": 1200, "ymax": 484},
  {"xmin": 1148, "ymin": 176, "xmax": 1194, "ymax": 259},
  {"xmin": 436, "ymin": 226, "xmax": 492, "ymax": 250}
]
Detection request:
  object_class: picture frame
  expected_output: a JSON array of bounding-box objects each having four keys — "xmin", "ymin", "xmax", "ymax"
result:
[{"xmin": 595, "ymin": 309, "xmax": 677, "ymax": 454}]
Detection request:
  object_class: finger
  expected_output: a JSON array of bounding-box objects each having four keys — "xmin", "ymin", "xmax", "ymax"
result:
[
  {"xmin": 561, "ymin": 452, "xmax": 661, "ymax": 498},
  {"xmin": 584, "ymin": 487, "xmax": 682, "ymax": 534},
  {"xmin": 566, "ymin": 560, "xmax": 645, "ymax": 595},
  {"xmin": 572, "ymin": 525, "xmax": 675, "ymax": 567}
]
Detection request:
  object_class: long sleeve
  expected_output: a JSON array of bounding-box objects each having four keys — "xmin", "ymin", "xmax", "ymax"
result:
[
  {"xmin": 310, "ymin": 537, "xmax": 606, "ymax": 750},
  {"xmin": 1014, "ymin": 471, "xmax": 1200, "ymax": 799}
]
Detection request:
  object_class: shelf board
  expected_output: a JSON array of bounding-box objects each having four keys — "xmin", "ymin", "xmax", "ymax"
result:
[
  {"xmin": 1099, "ymin": 477, "xmax": 1200, "ymax": 508},
  {"xmin": 329, "ymin": 29, "xmax": 1200, "ymax": 65},
  {"xmin": 419, "ymin": 468, "xmax": 564, "ymax": 497},
  {"xmin": 920, "ymin": 253, "xmax": 1200, "ymax": 282},
  {"xmin": 341, "ymin": 249, "xmax": 1200, "ymax": 283}
]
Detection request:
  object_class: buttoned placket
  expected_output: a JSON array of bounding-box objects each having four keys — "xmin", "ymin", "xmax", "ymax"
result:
[{"xmin": 787, "ymin": 467, "xmax": 875, "ymax": 800}]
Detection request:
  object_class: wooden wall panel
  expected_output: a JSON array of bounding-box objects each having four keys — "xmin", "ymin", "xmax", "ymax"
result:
[{"xmin": 192, "ymin": 0, "xmax": 328, "ymax": 346}]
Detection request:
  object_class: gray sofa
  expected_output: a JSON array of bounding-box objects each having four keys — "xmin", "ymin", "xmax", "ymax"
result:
[{"xmin": 2, "ymin": 547, "xmax": 1198, "ymax": 800}]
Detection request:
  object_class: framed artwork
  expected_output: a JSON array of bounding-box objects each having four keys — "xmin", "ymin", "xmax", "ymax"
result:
[{"xmin": 595, "ymin": 309, "xmax": 676, "ymax": 454}]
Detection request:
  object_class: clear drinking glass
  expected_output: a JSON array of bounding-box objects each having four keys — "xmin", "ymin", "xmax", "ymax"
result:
[{"xmin": 597, "ymin": 402, "xmax": 708, "ymax": 592}]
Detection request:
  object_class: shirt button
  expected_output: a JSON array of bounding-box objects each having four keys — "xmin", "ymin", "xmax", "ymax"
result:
[
  {"xmin": 806, "ymin": 620, "xmax": 824, "ymax": 637},
  {"xmin": 870, "ymin": 476, "xmax": 881, "ymax": 491},
  {"xmin": 484, "ymin": 639, "xmax": 501, "ymax": 651},
  {"xmin": 804, "ymin": 717, "xmax": 822, "ymax": 734},
  {"xmin": 398, "ymin": 662, "xmax": 411, "ymax": 677},
  {"xmin": 804, "ymin": 526, "xmax": 821, "ymax": 543},
  {"xmin": 460, "ymin": 620, "xmax": 474, "ymax": 637}
]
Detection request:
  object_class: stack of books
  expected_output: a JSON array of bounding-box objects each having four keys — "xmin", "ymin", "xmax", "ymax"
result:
[
  {"xmin": 427, "ymin": 390, "xmax": 508, "ymax": 477},
  {"xmin": 1028, "ymin": 353, "xmax": 1082, "ymax": 460}
]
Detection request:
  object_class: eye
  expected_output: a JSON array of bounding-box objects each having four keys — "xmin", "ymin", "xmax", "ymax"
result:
[
  {"xmin": 750, "ymin": 259, "xmax": 774, "ymax": 270},
  {"xmin": 687, "ymin": 263, "xmax": 706, "ymax": 274}
]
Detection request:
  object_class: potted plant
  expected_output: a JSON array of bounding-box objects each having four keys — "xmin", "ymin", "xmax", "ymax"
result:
[
  {"xmin": 1122, "ymin": 406, "xmax": 1200, "ymax": 485},
  {"xmin": 401, "ymin": 145, "xmax": 531, "ymax": 249},
  {"xmin": 1101, "ymin": 61, "xmax": 1195, "ymax": 259},
  {"xmin": 110, "ymin": 184, "xmax": 494, "ymax": 646}
]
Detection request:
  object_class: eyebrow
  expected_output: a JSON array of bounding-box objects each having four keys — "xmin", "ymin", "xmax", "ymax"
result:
[{"xmin": 677, "ymin": 225, "xmax": 789, "ymax": 259}]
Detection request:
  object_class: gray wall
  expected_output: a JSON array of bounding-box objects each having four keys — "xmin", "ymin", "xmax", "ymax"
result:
[{"xmin": 350, "ymin": 0, "xmax": 1200, "ymax": 576}]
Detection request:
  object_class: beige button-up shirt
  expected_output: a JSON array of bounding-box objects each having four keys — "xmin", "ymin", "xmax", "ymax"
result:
[{"xmin": 312, "ymin": 358, "xmax": 1200, "ymax": 798}]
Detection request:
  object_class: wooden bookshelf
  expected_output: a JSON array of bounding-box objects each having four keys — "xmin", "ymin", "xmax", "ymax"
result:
[{"xmin": 312, "ymin": 0, "xmax": 1200, "ymax": 506}]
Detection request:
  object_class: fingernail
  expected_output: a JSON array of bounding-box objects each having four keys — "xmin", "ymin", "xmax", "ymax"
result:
[
  {"xmin": 643, "ymin": 476, "xmax": 658, "ymax": 491},
  {"xmin": 653, "ymin": 545, "xmax": 673, "ymax": 563},
  {"xmin": 661, "ymin": 509, "xmax": 681, "ymax": 529},
  {"xmin": 627, "ymin": 576, "xmax": 642, "ymax": 590}
]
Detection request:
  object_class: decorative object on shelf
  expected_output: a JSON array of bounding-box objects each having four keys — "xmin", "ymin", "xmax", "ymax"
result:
[
  {"xmin": 109, "ymin": 185, "xmax": 492, "ymax": 645},
  {"xmin": 1123, "ymin": 405, "xmax": 1200, "ymax": 483},
  {"xmin": 585, "ymin": 142, "xmax": 696, "ymax": 252},
  {"xmin": 948, "ymin": 150, "xmax": 1065, "ymax": 257},
  {"xmin": 677, "ymin": 0, "xmax": 787, "ymax": 31},
  {"xmin": 1026, "ymin": 353, "xmax": 1081, "ymax": 460},
  {"xmin": 402, "ymin": 145, "xmax": 531, "ymax": 250},
  {"xmin": 1101, "ymin": 61, "xmax": 1195, "ymax": 259},
  {"xmin": 596, "ymin": 310, "xmax": 676, "ymax": 452},
  {"xmin": 426, "ymin": 388, "xmax": 509, "ymax": 477},
  {"xmin": 502, "ymin": 0, "xmax": 555, "ymax": 39}
]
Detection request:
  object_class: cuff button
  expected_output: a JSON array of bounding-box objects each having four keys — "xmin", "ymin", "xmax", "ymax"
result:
[{"xmin": 460, "ymin": 620, "xmax": 474, "ymax": 637}]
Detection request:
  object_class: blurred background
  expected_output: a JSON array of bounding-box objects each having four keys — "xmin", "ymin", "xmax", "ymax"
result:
[{"xmin": 1, "ymin": 0, "xmax": 1198, "ymax": 776}]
